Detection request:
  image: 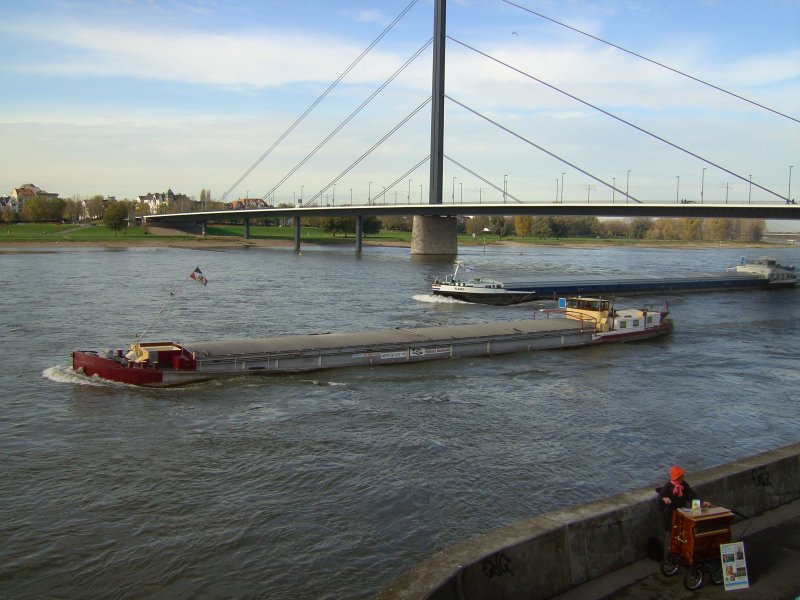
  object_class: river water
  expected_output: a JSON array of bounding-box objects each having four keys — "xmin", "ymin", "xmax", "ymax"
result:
[{"xmin": 1, "ymin": 243, "xmax": 798, "ymax": 599}]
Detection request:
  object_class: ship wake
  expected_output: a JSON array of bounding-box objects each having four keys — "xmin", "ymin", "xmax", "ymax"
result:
[
  {"xmin": 413, "ymin": 293, "xmax": 468, "ymax": 304},
  {"xmin": 43, "ymin": 365, "xmax": 107, "ymax": 386}
]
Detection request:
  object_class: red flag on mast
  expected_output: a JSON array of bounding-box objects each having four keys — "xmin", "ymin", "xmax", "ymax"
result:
[{"xmin": 190, "ymin": 267, "xmax": 208, "ymax": 286}]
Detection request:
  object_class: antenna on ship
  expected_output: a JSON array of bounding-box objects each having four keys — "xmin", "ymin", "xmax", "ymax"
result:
[{"xmin": 134, "ymin": 267, "xmax": 208, "ymax": 346}]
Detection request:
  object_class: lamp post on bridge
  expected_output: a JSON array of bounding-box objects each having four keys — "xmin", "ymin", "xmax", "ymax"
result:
[
  {"xmin": 626, "ymin": 170, "xmax": 630, "ymax": 204},
  {"xmin": 676, "ymin": 176, "xmax": 680, "ymax": 204},
  {"xmin": 612, "ymin": 177, "xmax": 616, "ymax": 203},
  {"xmin": 748, "ymin": 175, "xmax": 752, "ymax": 204},
  {"xmin": 790, "ymin": 165, "xmax": 794, "ymax": 204},
  {"xmin": 555, "ymin": 178, "xmax": 559, "ymax": 203},
  {"xmin": 408, "ymin": 178, "xmax": 412, "ymax": 204},
  {"xmin": 452, "ymin": 176, "xmax": 456, "ymax": 203},
  {"xmin": 701, "ymin": 168, "xmax": 706, "ymax": 204},
  {"xmin": 349, "ymin": 188, "xmax": 352, "ymax": 206},
  {"xmin": 503, "ymin": 174, "xmax": 508, "ymax": 204},
  {"xmin": 368, "ymin": 181, "xmax": 372, "ymax": 203},
  {"xmin": 459, "ymin": 182, "xmax": 463, "ymax": 203},
  {"xmin": 561, "ymin": 172, "xmax": 565, "ymax": 203}
]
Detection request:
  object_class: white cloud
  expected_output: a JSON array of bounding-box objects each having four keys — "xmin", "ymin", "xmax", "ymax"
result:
[
  {"xmin": 1, "ymin": 19, "xmax": 407, "ymax": 88},
  {"xmin": 443, "ymin": 37, "xmax": 800, "ymax": 119},
  {"xmin": 344, "ymin": 9, "xmax": 387, "ymax": 25}
]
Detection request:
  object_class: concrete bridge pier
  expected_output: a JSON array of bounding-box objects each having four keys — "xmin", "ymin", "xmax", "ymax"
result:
[
  {"xmin": 411, "ymin": 215, "xmax": 458, "ymax": 255},
  {"xmin": 355, "ymin": 215, "xmax": 363, "ymax": 253},
  {"xmin": 294, "ymin": 216, "xmax": 301, "ymax": 252},
  {"xmin": 243, "ymin": 217, "xmax": 250, "ymax": 239}
]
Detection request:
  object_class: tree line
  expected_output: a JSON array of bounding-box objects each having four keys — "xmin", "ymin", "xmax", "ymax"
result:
[
  {"xmin": 380, "ymin": 214, "xmax": 765, "ymax": 242},
  {"xmin": 2, "ymin": 196, "xmax": 131, "ymax": 235},
  {"xmin": 4, "ymin": 196, "xmax": 765, "ymax": 242},
  {"xmin": 3, "ymin": 195, "xmax": 116, "ymax": 223},
  {"xmin": 470, "ymin": 215, "xmax": 765, "ymax": 242}
]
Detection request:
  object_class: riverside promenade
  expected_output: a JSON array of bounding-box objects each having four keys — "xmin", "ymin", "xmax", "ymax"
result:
[
  {"xmin": 555, "ymin": 499, "xmax": 800, "ymax": 599},
  {"xmin": 377, "ymin": 442, "xmax": 800, "ymax": 599}
]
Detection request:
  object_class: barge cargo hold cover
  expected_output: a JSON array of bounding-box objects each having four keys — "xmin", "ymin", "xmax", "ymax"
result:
[
  {"xmin": 73, "ymin": 318, "xmax": 597, "ymax": 387},
  {"xmin": 189, "ymin": 320, "xmax": 589, "ymax": 374}
]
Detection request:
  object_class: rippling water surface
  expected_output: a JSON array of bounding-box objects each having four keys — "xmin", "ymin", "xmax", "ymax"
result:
[{"xmin": 1, "ymin": 244, "xmax": 798, "ymax": 599}]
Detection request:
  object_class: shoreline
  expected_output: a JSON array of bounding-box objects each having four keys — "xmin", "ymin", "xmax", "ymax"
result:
[{"xmin": 0, "ymin": 237, "xmax": 788, "ymax": 251}]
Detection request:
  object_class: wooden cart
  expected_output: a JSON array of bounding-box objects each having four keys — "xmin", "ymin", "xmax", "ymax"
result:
[{"xmin": 661, "ymin": 506, "xmax": 733, "ymax": 590}]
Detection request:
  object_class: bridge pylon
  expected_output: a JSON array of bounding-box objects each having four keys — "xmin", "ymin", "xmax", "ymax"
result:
[
  {"xmin": 411, "ymin": 215, "xmax": 457, "ymax": 255},
  {"xmin": 411, "ymin": 0, "xmax": 459, "ymax": 255}
]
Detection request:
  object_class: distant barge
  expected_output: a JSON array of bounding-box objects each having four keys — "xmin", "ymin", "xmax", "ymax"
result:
[
  {"xmin": 72, "ymin": 298, "xmax": 671, "ymax": 387},
  {"xmin": 432, "ymin": 257, "xmax": 797, "ymax": 305}
]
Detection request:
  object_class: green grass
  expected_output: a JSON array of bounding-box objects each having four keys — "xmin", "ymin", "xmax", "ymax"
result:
[
  {"xmin": 1, "ymin": 223, "xmax": 194, "ymax": 242},
  {"xmin": 0, "ymin": 222, "xmax": 769, "ymax": 246},
  {"xmin": 0, "ymin": 222, "xmax": 410, "ymax": 244},
  {"xmin": 207, "ymin": 224, "xmax": 413, "ymax": 244}
]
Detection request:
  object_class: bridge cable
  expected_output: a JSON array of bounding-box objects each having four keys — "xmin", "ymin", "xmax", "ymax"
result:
[
  {"xmin": 264, "ymin": 39, "xmax": 433, "ymax": 203},
  {"xmin": 217, "ymin": 0, "xmax": 422, "ymax": 204},
  {"xmin": 304, "ymin": 98, "xmax": 432, "ymax": 206},
  {"xmin": 443, "ymin": 155, "xmax": 523, "ymax": 204},
  {"xmin": 446, "ymin": 94, "xmax": 643, "ymax": 203},
  {"xmin": 502, "ymin": 0, "xmax": 799, "ymax": 124},
  {"xmin": 449, "ymin": 36, "xmax": 787, "ymax": 202}
]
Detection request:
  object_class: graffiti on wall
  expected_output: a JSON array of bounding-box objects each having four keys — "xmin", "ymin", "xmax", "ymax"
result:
[
  {"xmin": 751, "ymin": 466, "xmax": 772, "ymax": 488},
  {"xmin": 482, "ymin": 552, "xmax": 514, "ymax": 579}
]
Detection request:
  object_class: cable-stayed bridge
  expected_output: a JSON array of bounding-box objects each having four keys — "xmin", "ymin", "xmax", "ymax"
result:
[{"xmin": 143, "ymin": 0, "xmax": 799, "ymax": 254}]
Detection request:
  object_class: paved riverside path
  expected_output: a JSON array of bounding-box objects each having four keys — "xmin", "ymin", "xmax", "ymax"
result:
[{"xmin": 553, "ymin": 499, "xmax": 800, "ymax": 600}]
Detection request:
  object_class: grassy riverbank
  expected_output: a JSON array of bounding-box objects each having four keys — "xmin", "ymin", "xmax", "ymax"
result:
[
  {"xmin": 0, "ymin": 222, "xmax": 783, "ymax": 249},
  {"xmin": 0, "ymin": 223, "xmax": 410, "ymax": 247}
]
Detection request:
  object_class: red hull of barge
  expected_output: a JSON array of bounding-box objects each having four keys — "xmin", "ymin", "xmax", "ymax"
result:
[{"xmin": 72, "ymin": 351, "xmax": 165, "ymax": 386}]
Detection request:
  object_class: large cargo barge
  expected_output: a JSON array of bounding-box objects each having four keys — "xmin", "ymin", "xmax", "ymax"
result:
[
  {"xmin": 72, "ymin": 298, "xmax": 671, "ymax": 387},
  {"xmin": 431, "ymin": 257, "xmax": 796, "ymax": 305}
]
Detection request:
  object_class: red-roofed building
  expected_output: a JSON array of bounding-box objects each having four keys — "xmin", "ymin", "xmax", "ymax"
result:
[{"xmin": 10, "ymin": 184, "xmax": 59, "ymax": 212}]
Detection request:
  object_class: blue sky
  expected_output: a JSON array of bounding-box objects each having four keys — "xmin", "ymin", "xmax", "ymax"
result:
[{"xmin": 1, "ymin": 0, "xmax": 798, "ymax": 221}]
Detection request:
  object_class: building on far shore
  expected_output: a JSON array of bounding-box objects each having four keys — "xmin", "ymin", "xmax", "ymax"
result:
[
  {"xmin": 137, "ymin": 189, "xmax": 194, "ymax": 214},
  {"xmin": 227, "ymin": 197, "xmax": 271, "ymax": 210},
  {"xmin": 8, "ymin": 183, "xmax": 59, "ymax": 213}
]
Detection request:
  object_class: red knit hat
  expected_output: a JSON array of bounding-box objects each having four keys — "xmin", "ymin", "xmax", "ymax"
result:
[{"xmin": 670, "ymin": 465, "xmax": 685, "ymax": 480}]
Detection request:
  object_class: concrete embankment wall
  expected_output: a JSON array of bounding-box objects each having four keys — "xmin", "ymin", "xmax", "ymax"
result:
[{"xmin": 376, "ymin": 441, "xmax": 800, "ymax": 600}]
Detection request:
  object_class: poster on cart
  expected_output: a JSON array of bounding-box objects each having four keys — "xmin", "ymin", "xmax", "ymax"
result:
[{"xmin": 720, "ymin": 541, "xmax": 749, "ymax": 591}]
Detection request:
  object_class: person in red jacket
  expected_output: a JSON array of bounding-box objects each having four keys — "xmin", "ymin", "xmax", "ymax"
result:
[{"xmin": 657, "ymin": 465, "xmax": 710, "ymax": 531}]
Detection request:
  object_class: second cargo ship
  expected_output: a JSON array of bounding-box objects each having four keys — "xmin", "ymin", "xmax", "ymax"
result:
[{"xmin": 431, "ymin": 257, "xmax": 796, "ymax": 305}]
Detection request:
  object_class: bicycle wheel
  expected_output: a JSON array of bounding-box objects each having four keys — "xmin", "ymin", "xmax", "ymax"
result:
[
  {"xmin": 684, "ymin": 567, "xmax": 704, "ymax": 590},
  {"xmin": 711, "ymin": 566, "xmax": 724, "ymax": 585},
  {"xmin": 660, "ymin": 556, "xmax": 680, "ymax": 577}
]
